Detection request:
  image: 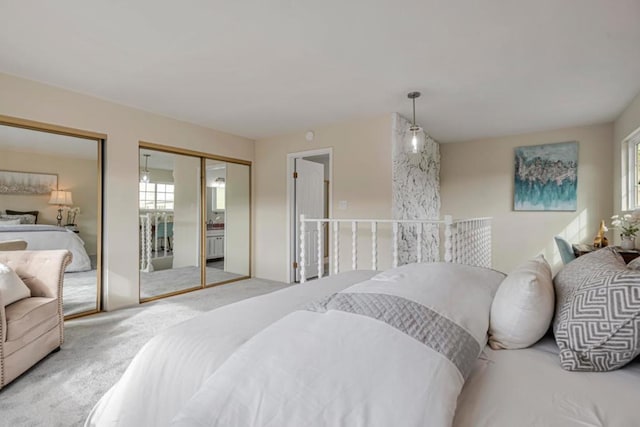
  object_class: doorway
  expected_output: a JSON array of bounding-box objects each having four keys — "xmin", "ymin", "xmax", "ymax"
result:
[{"xmin": 287, "ymin": 148, "xmax": 332, "ymax": 283}]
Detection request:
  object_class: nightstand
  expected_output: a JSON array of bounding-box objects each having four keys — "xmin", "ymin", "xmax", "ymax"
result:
[{"xmin": 572, "ymin": 244, "xmax": 640, "ymax": 264}]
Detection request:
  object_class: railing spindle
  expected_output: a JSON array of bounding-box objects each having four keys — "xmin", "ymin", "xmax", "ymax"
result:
[
  {"xmin": 392, "ymin": 222, "xmax": 399, "ymax": 268},
  {"xmin": 352, "ymin": 221, "xmax": 358, "ymax": 270},
  {"xmin": 333, "ymin": 221, "xmax": 339, "ymax": 275},
  {"xmin": 371, "ymin": 221, "xmax": 377, "ymax": 270},
  {"xmin": 140, "ymin": 214, "xmax": 153, "ymax": 272},
  {"xmin": 416, "ymin": 223, "xmax": 422, "ymax": 263},
  {"xmin": 444, "ymin": 215, "xmax": 453, "ymax": 263},
  {"xmin": 140, "ymin": 215, "xmax": 146, "ymax": 271},
  {"xmin": 317, "ymin": 221, "xmax": 323, "ymax": 278}
]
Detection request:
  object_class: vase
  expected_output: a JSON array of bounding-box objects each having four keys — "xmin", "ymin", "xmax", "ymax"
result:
[{"xmin": 621, "ymin": 236, "xmax": 636, "ymax": 250}]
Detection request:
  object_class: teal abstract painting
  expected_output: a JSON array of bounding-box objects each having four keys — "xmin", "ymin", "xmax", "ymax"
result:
[{"xmin": 514, "ymin": 141, "xmax": 578, "ymax": 211}]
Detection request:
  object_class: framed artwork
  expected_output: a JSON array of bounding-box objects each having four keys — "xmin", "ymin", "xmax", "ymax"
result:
[
  {"xmin": 0, "ymin": 170, "xmax": 58, "ymax": 195},
  {"xmin": 514, "ymin": 141, "xmax": 578, "ymax": 211}
]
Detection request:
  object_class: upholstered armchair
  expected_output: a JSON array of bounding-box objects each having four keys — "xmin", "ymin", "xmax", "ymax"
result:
[{"xmin": 0, "ymin": 250, "xmax": 72, "ymax": 389}]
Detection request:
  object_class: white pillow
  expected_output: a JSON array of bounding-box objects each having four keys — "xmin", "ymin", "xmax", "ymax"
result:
[
  {"xmin": 0, "ymin": 262, "xmax": 31, "ymax": 306},
  {"xmin": 0, "ymin": 218, "xmax": 21, "ymax": 225},
  {"xmin": 488, "ymin": 255, "xmax": 554, "ymax": 350}
]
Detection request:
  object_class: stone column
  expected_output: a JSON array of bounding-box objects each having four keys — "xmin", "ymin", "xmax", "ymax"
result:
[{"xmin": 391, "ymin": 113, "xmax": 441, "ymax": 264}]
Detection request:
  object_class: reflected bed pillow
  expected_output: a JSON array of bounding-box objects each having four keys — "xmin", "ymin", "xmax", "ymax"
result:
[
  {"xmin": 553, "ymin": 247, "xmax": 640, "ymax": 371},
  {"xmin": 5, "ymin": 209, "xmax": 39, "ymax": 223},
  {"xmin": 488, "ymin": 255, "xmax": 554, "ymax": 350},
  {"xmin": 0, "ymin": 219, "xmax": 21, "ymax": 225},
  {"xmin": 0, "ymin": 214, "xmax": 36, "ymax": 224}
]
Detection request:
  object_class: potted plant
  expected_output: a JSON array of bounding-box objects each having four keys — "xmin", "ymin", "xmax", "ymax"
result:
[{"xmin": 611, "ymin": 213, "xmax": 640, "ymax": 249}]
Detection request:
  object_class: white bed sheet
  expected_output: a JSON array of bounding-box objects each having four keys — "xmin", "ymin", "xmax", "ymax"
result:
[
  {"xmin": 87, "ymin": 269, "xmax": 640, "ymax": 427},
  {"xmin": 0, "ymin": 224, "xmax": 91, "ymax": 272},
  {"xmin": 455, "ymin": 337, "xmax": 640, "ymax": 427}
]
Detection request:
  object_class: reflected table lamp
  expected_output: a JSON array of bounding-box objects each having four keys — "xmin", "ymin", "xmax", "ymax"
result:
[{"xmin": 49, "ymin": 190, "xmax": 73, "ymax": 227}]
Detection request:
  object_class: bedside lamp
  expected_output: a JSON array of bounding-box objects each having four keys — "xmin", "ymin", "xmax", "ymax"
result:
[{"xmin": 49, "ymin": 190, "xmax": 73, "ymax": 227}]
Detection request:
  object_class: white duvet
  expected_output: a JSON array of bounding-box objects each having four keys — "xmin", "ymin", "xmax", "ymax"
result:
[
  {"xmin": 88, "ymin": 265, "xmax": 505, "ymax": 427},
  {"xmin": 0, "ymin": 224, "xmax": 91, "ymax": 272},
  {"xmin": 173, "ymin": 264, "xmax": 503, "ymax": 427}
]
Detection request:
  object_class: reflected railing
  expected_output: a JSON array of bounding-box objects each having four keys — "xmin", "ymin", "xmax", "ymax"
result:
[{"xmin": 139, "ymin": 211, "xmax": 173, "ymax": 272}]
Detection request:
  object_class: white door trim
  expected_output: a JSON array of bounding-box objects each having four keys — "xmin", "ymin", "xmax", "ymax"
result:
[{"xmin": 286, "ymin": 147, "xmax": 333, "ymax": 283}]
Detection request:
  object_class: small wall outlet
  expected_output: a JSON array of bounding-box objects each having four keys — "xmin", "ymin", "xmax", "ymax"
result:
[{"xmin": 338, "ymin": 200, "xmax": 348, "ymax": 210}]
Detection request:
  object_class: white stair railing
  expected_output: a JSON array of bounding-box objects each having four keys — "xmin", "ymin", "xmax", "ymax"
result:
[{"xmin": 299, "ymin": 215, "xmax": 492, "ymax": 283}]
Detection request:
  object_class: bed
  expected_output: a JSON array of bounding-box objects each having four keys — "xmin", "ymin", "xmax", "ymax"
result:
[
  {"xmin": 86, "ymin": 217, "xmax": 640, "ymax": 426},
  {"xmin": 0, "ymin": 224, "xmax": 91, "ymax": 272}
]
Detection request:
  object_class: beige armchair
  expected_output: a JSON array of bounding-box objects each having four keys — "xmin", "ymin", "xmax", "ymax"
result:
[{"xmin": 0, "ymin": 250, "xmax": 72, "ymax": 389}]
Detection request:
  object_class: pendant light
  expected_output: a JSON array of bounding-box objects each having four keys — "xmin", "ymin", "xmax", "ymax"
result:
[
  {"xmin": 140, "ymin": 154, "xmax": 150, "ymax": 183},
  {"xmin": 405, "ymin": 91, "xmax": 425, "ymax": 154}
]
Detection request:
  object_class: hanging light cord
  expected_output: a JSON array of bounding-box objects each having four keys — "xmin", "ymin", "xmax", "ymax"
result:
[{"xmin": 412, "ymin": 96, "xmax": 417, "ymax": 127}]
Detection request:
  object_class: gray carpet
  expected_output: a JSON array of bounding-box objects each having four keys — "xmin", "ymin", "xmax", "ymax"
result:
[
  {"xmin": 62, "ymin": 266, "xmax": 244, "ymax": 316},
  {"xmin": 63, "ymin": 270, "xmax": 98, "ymax": 316},
  {"xmin": 0, "ymin": 278, "xmax": 290, "ymax": 427}
]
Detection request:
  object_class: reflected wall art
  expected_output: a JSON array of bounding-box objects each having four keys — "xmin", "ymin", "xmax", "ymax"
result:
[{"xmin": 0, "ymin": 170, "xmax": 58, "ymax": 195}]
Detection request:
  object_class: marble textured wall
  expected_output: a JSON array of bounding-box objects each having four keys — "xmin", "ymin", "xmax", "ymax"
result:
[{"xmin": 391, "ymin": 113, "xmax": 441, "ymax": 264}]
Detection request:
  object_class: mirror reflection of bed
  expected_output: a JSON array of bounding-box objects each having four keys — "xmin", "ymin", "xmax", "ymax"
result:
[
  {"xmin": 138, "ymin": 148, "xmax": 250, "ymax": 301},
  {"xmin": 0, "ymin": 122, "xmax": 102, "ymax": 318}
]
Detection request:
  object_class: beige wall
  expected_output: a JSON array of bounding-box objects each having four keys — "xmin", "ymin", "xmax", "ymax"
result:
[
  {"xmin": 613, "ymin": 91, "xmax": 640, "ymax": 212},
  {"xmin": 254, "ymin": 114, "xmax": 393, "ymax": 282},
  {"xmin": 0, "ymin": 73, "xmax": 254, "ymax": 311},
  {"xmin": 441, "ymin": 123, "xmax": 614, "ymax": 274},
  {"xmin": 0, "ymin": 151, "xmax": 99, "ymax": 254}
]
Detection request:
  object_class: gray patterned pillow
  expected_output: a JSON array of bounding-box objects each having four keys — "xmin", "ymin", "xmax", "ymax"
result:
[{"xmin": 553, "ymin": 247, "xmax": 640, "ymax": 371}]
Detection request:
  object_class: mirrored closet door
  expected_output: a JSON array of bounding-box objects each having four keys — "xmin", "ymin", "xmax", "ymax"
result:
[
  {"xmin": 139, "ymin": 144, "xmax": 251, "ymax": 302},
  {"xmin": 139, "ymin": 148, "xmax": 202, "ymax": 300},
  {"xmin": 0, "ymin": 119, "xmax": 102, "ymax": 319},
  {"xmin": 204, "ymin": 160, "xmax": 250, "ymax": 285}
]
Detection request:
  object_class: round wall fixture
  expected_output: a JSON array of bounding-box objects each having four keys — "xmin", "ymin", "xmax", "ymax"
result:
[{"xmin": 305, "ymin": 131, "xmax": 315, "ymax": 142}]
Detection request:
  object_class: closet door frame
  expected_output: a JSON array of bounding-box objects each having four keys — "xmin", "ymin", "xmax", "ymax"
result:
[
  {"xmin": 138, "ymin": 141, "xmax": 252, "ymax": 304},
  {"xmin": 0, "ymin": 114, "xmax": 105, "ymax": 319}
]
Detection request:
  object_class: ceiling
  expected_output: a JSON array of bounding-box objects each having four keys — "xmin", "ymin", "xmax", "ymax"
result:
[
  {"xmin": 0, "ymin": 124, "xmax": 98, "ymax": 159},
  {"xmin": 1, "ymin": 1, "xmax": 639, "ymax": 143}
]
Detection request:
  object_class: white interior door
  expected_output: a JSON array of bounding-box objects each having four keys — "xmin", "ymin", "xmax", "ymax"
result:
[{"xmin": 295, "ymin": 158, "xmax": 324, "ymax": 281}]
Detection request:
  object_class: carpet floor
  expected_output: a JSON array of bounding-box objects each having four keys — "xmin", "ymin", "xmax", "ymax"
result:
[{"xmin": 0, "ymin": 278, "xmax": 290, "ymax": 427}]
